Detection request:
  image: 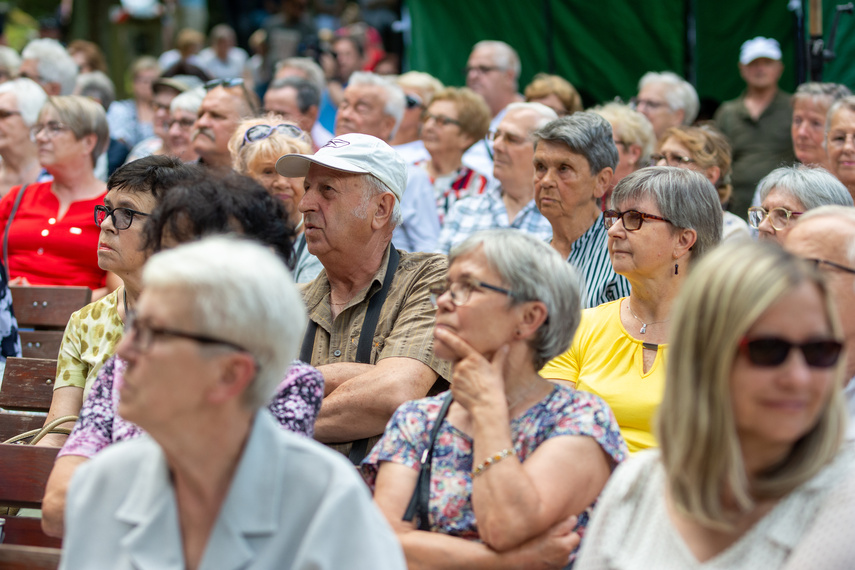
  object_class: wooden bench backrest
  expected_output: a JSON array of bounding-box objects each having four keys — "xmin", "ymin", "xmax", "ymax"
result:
[
  {"xmin": 0, "ymin": 545, "xmax": 61, "ymax": 569},
  {"xmin": 0, "ymin": 358, "xmax": 56, "ymax": 412},
  {"xmin": 10, "ymin": 286, "xmax": 91, "ymax": 329},
  {"xmin": 0, "ymin": 444, "xmax": 62, "ymax": 551}
]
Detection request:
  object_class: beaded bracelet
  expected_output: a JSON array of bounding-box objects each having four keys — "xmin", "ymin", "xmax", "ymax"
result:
[{"xmin": 472, "ymin": 448, "xmax": 514, "ymax": 477}]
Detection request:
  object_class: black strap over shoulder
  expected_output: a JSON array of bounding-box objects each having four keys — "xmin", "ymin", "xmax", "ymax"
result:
[
  {"xmin": 298, "ymin": 247, "xmax": 401, "ymax": 465},
  {"xmin": 3, "ymin": 184, "xmax": 27, "ymax": 283},
  {"xmin": 402, "ymin": 392, "xmax": 454, "ymax": 531}
]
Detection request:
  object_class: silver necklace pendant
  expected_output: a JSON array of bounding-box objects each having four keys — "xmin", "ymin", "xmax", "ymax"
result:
[{"xmin": 640, "ymin": 324, "xmax": 647, "ymax": 334}]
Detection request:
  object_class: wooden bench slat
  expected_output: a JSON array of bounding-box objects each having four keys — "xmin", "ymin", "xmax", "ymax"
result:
[
  {"xmin": 0, "ymin": 413, "xmax": 47, "ymax": 443},
  {"xmin": 0, "ymin": 359, "xmax": 57, "ymax": 412},
  {"xmin": 0, "ymin": 519, "xmax": 62, "ymax": 549},
  {"xmin": 10, "ymin": 286, "xmax": 92, "ymax": 329},
  {"xmin": 18, "ymin": 332, "xmax": 64, "ymax": 360},
  {"xmin": 0, "ymin": 444, "xmax": 58, "ymax": 508},
  {"xmin": 0, "ymin": 544, "xmax": 61, "ymax": 569}
]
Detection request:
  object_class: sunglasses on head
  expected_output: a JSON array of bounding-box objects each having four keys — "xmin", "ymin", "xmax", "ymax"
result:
[
  {"xmin": 405, "ymin": 94, "xmax": 424, "ymax": 110},
  {"xmin": 739, "ymin": 337, "xmax": 843, "ymax": 368},
  {"xmin": 241, "ymin": 124, "xmax": 304, "ymax": 148},
  {"xmin": 205, "ymin": 78, "xmax": 259, "ymax": 114}
]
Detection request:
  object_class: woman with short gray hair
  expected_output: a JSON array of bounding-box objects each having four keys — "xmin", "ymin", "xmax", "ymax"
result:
[
  {"xmin": 0, "ymin": 78, "xmax": 49, "ymax": 195},
  {"xmin": 543, "ymin": 167, "xmax": 722, "ymax": 453},
  {"xmin": 750, "ymin": 165, "xmax": 853, "ymax": 244},
  {"xmin": 364, "ymin": 229, "xmax": 626, "ymax": 568},
  {"xmin": 791, "ymin": 82, "xmax": 850, "ymax": 170}
]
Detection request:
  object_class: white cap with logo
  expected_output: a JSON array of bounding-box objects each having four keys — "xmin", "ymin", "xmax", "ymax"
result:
[
  {"xmin": 275, "ymin": 133, "xmax": 407, "ymax": 202},
  {"xmin": 739, "ymin": 37, "xmax": 782, "ymax": 65}
]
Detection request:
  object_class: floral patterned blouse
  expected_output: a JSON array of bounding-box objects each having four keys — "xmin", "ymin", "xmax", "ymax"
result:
[
  {"xmin": 58, "ymin": 356, "xmax": 325, "ymax": 459},
  {"xmin": 361, "ymin": 386, "xmax": 628, "ymax": 543}
]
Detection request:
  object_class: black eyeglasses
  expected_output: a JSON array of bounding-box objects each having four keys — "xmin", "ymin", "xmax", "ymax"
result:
[
  {"xmin": 421, "ymin": 112, "xmax": 461, "ymax": 128},
  {"xmin": 168, "ymin": 117, "xmax": 196, "ymax": 130},
  {"xmin": 739, "ymin": 337, "xmax": 843, "ymax": 368},
  {"xmin": 429, "ymin": 278, "xmax": 514, "ymax": 308},
  {"xmin": 94, "ymin": 205, "xmax": 149, "ymax": 230},
  {"xmin": 405, "ymin": 94, "xmax": 424, "ymax": 110},
  {"xmin": 810, "ymin": 258, "xmax": 855, "ymax": 275},
  {"xmin": 205, "ymin": 78, "xmax": 259, "ymax": 114},
  {"xmin": 603, "ymin": 209, "xmax": 673, "ymax": 231},
  {"xmin": 125, "ymin": 312, "xmax": 249, "ymax": 353},
  {"xmin": 651, "ymin": 152, "xmax": 695, "ymax": 166},
  {"xmin": 241, "ymin": 124, "xmax": 304, "ymax": 148}
]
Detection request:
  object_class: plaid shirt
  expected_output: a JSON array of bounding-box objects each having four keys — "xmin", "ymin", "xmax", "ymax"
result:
[{"xmin": 436, "ymin": 185, "xmax": 553, "ymax": 254}]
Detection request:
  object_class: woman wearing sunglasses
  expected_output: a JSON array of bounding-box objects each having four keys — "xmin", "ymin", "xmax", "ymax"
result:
[
  {"xmin": 37, "ymin": 156, "xmax": 200, "ymax": 448},
  {"xmin": 749, "ymin": 165, "xmax": 853, "ymax": 244},
  {"xmin": 363, "ymin": 230, "xmax": 627, "ymax": 568},
  {"xmin": 542, "ymin": 167, "xmax": 722, "ymax": 453},
  {"xmin": 655, "ymin": 124, "xmax": 751, "ymax": 241},
  {"xmin": 229, "ymin": 114, "xmax": 322, "ymax": 283},
  {"xmin": 417, "ymin": 87, "xmax": 492, "ymax": 224},
  {"xmin": 576, "ymin": 239, "xmax": 852, "ymax": 569},
  {"xmin": 0, "ymin": 95, "xmax": 113, "ymax": 294}
]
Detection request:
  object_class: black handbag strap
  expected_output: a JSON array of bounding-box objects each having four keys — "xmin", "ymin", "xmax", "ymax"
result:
[
  {"xmin": 403, "ymin": 392, "xmax": 454, "ymax": 530},
  {"xmin": 3, "ymin": 184, "xmax": 27, "ymax": 283},
  {"xmin": 298, "ymin": 247, "xmax": 401, "ymax": 464}
]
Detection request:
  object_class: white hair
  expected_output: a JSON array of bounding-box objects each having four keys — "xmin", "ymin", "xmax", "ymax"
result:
[
  {"xmin": 142, "ymin": 236, "xmax": 307, "ymax": 410},
  {"xmin": 276, "ymin": 57, "xmax": 326, "ymax": 96},
  {"xmin": 504, "ymin": 101, "xmax": 559, "ymax": 130},
  {"xmin": 22, "ymin": 38, "xmax": 78, "ymax": 95},
  {"xmin": 472, "ymin": 40, "xmax": 521, "ymax": 85},
  {"xmin": 638, "ymin": 71, "xmax": 699, "ymax": 125},
  {"xmin": 170, "ymin": 86, "xmax": 205, "ymax": 114},
  {"xmin": 348, "ymin": 71, "xmax": 406, "ymax": 139},
  {"xmin": 0, "ymin": 78, "xmax": 47, "ymax": 126}
]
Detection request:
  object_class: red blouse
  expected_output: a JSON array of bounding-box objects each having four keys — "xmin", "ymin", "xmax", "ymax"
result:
[{"xmin": 0, "ymin": 181, "xmax": 106, "ymax": 289}]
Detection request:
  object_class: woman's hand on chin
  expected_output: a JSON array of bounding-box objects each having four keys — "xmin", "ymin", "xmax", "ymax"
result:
[{"xmin": 435, "ymin": 326, "xmax": 509, "ymax": 413}]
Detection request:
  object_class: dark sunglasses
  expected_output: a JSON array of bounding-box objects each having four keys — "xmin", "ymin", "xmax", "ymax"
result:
[
  {"xmin": 241, "ymin": 124, "xmax": 304, "ymax": 148},
  {"xmin": 739, "ymin": 337, "xmax": 844, "ymax": 368},
  {"xmin": 405, "ymin": 94, "xmax": 424, "ymax": 110}
]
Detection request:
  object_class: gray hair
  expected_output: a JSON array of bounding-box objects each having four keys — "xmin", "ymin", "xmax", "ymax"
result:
[
  {"xmin": 0, "ymin": 46, "xmax": 20, "ymax": 76},
  {"xmin": 472, "ymin": 40, "xmax": 521, "ymax": 84},
  {"xmin": 269, "ymin": 76, "xmax": 320, "ymax": 112},
  {"xmin": 757, "ymin": 165, "xmax": 854, "ymax": 210},
  {"xmin": 276, "ymin": 57, "xmax": 326, "ymax": 96},
  {"xmin": 798, "ymin": 205, "xmax": 855, "ymax": 266},
  {"xmin": 362, "ymin": 173, "xmax": 403, "ymax": 228},
  {"xmin": 348, "ymin": 71, "xmax": 405, "ymax": 139},
  {"xmin": 142, "ymin": 236, "xmax": 306, "ymax": 410},
  {"xmin": 612, "ymin": 166, "xmax": 723, "ymax": 260},
  {"xmin": 591, "ymin": 102, "xmax": 656, "ymax": 165},
  {"xmin": 826, "ymin": 95, "xmax": 855, "ymax": 135},
  {"xmin": 170, "ymin": 86, "xmax": 205, "ymax": 114},
  {"xmin": 0, "ymin": 78, "xmax": 47, "ymax": 126},
  {"xmin": 638, "ymin": 71, "xmax": 699, "ymax": 125},
  {"xmin": 22, "ymin": 38, "xmax": 78, "ymax": 95},
  {"xmin": 533, "ymin": 112, "xmax": 619, "ymax": 174},
  {"xmin": 74, "ymin": 71, "xmax": 115, "ymax": 109},
  {"xmin": 793, "ymin": 82, "xmax": 851, "ymax": 109},
  {"xmin": 42, "ymin": 95, "xmax": 109, "ymax": 167},
  {"xmin": 397, "ymin": 71, "xmax": 444, "ymax": 106},
  {"xmin": 449, "ymin": 230, "xmax": 581, "ymax": 369}
]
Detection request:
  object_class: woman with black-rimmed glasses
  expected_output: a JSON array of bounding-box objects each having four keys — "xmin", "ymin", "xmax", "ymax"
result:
[
  {"xmin": 575, "ymin": 240, "xmax": 853, "ymax": 569},
  {"xmin": 37, "ymin": 156, "xmax": 201, "ymax": 448},
  {"xmin": 542, "ymin": 167, "xmax": 722, "ymax": 453},
  {"xmin": 749, "ymin": 165, "xmax": 853, "ymax": 244}
]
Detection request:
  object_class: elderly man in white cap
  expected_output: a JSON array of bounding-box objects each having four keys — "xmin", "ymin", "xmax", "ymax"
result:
[
  {"xmin": 714, "ymin": 36, "xmax": 796, "ymax": 221},
  {"xmin": 276, "ymin": 133, "xmax": 451, "ymax": 465}
]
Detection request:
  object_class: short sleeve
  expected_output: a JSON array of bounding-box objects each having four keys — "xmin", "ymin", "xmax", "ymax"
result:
[
  {"xmin": 553, "ymin": 390, "xmax": 628, "ymax": 467},
  {"xmin": 539, "ymin": 335, "xmax": 582, "ymax": 384},
  {"xmin": 55, "ymin": 309, "xmax": 87, "ymax": 390}
]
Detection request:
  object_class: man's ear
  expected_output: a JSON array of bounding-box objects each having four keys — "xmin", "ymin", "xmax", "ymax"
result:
[{"xmin": 371, "ymin": 191, "xmax": 397, "ymax": 230}]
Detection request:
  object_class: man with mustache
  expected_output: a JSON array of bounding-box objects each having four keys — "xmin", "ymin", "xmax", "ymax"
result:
[
  {"xmin": 192, "ymin": 81, "xmax": 259, "ymax": 169},
  {"xmin": 276, "ymin": 133, "xmax": 451, "ymax": 464}
]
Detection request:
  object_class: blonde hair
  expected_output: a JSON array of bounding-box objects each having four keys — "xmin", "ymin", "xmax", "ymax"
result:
[
  {"xmin": 41, "ymin": 95, "xmax": 109, "ymax": 167},
  {"xmin": 524, "ymin": 73, "xmax": 583, "ymax": 115},
  {"xmin": 396, "ymin": 71, "xmax": 444, "ymax": 106},
  {"xmin": 591, "ymin": 102, "xmax": 656, "ymax": 164},
  {"xmin": 429, "ymin": 87, "xmax": 491, "ymax": 143},
  {"xmin": 660, "ymin": 239, "xmax": 846, "ymax": 530},
  {"xmin": 228, "ymin": 113, "xmax": 312, "ymax": 176},
  {"xmin": 661, "ymin": 124, "xmax": 733, "ymax": 204}
]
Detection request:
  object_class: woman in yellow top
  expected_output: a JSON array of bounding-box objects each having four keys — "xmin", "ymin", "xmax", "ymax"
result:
[{"xmin": 541, "ymin": 167, "xmax": 722, "ymax": 452}]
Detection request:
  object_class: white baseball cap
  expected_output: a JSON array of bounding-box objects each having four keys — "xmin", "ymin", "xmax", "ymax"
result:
[
  {"xmin": 275, "ymin": 133, "xmax": 407, "ymax": 202},
  {"xmin": 739, "ymin": 37, "xmax": 782, "ymax": 65}
]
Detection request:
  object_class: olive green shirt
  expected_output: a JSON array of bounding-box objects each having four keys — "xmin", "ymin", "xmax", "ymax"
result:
[
  {"xmin": 714, "ymin": 89, "xmax": 796, "ymax": 220},
  {"xmin": 301, "ymin": 246, "xmax": 452, "ymax": 456}
]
